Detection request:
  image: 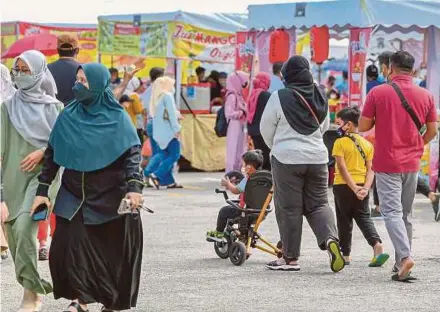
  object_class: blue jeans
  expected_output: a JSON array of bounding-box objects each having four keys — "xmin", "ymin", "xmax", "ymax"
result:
[
  {"xmin": 144, "ymin": 138, "xmax": 180, "ymax": 186},
  {"xmin": 146, "ymin": 122, "xmax": 159, "ymax": 156}
]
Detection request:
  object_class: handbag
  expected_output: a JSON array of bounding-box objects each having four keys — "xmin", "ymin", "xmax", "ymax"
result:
[
  {"xmin": 163, "ymin": 107, "xmax": 170, "ymax": 121},
  {"xmin": 389, "ymin": 82, "xmax": 425, "ymax": 134}
]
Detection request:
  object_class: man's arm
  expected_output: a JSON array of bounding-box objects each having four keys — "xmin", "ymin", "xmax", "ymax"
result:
[
  {"xmin": 359, "ymin": 91, "xmax": 376, "ymax": 133},
  {"xmin": 358, "ymin": 117, "xmax": 374, "ymax": 132},
  {"xmin": 112, "ymin": 67, "xmax": 141, "ymax": 100},
  {"xmin": 423, "ymin": 122, "xmax": 438, "ymax": 145},
  {"xmin": 423, "ymin": 95, "xmax": 438, "ymax": 145}
]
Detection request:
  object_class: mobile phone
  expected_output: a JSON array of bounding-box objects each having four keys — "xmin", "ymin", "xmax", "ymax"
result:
[{"xmin": 32, "ymin": 204, "xmax": 49, "ymax": 221}]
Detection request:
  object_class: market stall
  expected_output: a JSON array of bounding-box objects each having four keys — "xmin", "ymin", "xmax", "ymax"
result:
[
  {"xmin": 97, "ymin": 11, "xmax": 247, "ymax": 171},
  {"xmin": 246, "ymin": 0, "xmax": 440, "ymax": 187}
]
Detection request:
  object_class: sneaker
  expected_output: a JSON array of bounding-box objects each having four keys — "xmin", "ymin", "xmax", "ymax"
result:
[
  {"xmin": 326, "ymin": 239, "xmax": 345, "ymax": 273},
  {"xmin": 266, "ymin": 258, "xmax": 300, "ymax": 271},
  {"xmin": 206, "ymin": 230, "xmax": 224, "ymax": 239},
  {"xmin": 370, "ymin": 209, "xmax": 382, "ymax": 218},
  {"xmin": 38, "ymin": 247, "xmax": 49, "ymax": 261}
]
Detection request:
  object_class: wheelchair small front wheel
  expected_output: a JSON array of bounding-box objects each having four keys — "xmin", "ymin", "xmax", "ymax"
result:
[
  {"xmin": 229, "ymin": 242, "xmax": 247, "ymax": 266},
  {"xmin": 214, "ymin": 236, "xmax": 231, "ymax": 259}
]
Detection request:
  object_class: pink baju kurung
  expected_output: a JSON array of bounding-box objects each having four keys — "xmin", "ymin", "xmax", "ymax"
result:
[{"xmin": 224, "ymin": 72, "xmax": 249, "ymax": 172}]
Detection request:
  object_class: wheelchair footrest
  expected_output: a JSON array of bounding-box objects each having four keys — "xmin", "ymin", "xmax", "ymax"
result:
[{"xmin": 206, "ymin": 236, "xmax": 224, "ymax": 243}]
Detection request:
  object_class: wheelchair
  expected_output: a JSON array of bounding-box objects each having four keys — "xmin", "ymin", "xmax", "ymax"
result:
[{"xmin": 207, "ymin": 170, "xmax": 282, "ymax": 266}]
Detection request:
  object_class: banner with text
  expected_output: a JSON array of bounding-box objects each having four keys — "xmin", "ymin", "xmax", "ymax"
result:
[
  {"xmin": 348, "ymin": 27, "xmax": 372, "ymax": 108},
  {"xmin": 168, "ymin": 22, "xmax": 236, "ymax": 63},
  {"xmin": 98, "ymin": 20, "xmax": 168, "ymax": 58}
]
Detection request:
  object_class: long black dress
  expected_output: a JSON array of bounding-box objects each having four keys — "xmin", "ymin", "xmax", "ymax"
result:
[
  {"xmin": 36, "ymin": 145, "xmax": 144, "ymax": 310},
  {"xmin": 248, "ymin": 91, "xmax": 272, "ymax": 171}
]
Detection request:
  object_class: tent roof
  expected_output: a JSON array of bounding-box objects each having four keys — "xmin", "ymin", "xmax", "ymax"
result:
[
  {"xmin": 247, "ymin": 0, "xmax": 440, "ymax": 31},
  {"xmin": 98, "ymin": 11, "xmax": 247, "ymax": 33},
  {"xmin": 1, "ymin": 21, "xmax": 96, "ymax": 29}
]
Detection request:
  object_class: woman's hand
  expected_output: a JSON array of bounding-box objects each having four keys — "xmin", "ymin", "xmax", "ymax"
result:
[
  {"xmin": 1, "ymin": 202, "xmax": 9, "ymax": 223},
  {"xmin": 21, "ymin": 149, "xmax": 44, "ymax": 172},
  {"xmin": 125, "ymin": 192, "xmax": 143, "ymax": 210},
  {"xmin": 30, "ymin": 196, "xmax": 51, "ymax": 216}
]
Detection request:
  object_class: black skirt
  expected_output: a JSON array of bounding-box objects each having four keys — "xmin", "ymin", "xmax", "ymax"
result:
[{"xmin": 49, "ymin": 212, "xmax": 143, "ymax": 310}]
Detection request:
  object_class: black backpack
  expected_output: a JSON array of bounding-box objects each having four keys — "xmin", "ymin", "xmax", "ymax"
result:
[{"xmin": 214, "ymin": 105, "xmax": 229, "ymax": 137}]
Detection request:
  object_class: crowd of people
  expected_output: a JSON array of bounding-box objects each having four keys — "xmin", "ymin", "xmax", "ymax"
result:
[
  {"xmin": 0, "ymin": 30, "xmax": 439, "ymax": 311},
  {"xmin": 211, "ymin": 51, "xmax": 439, "ymax": 279},
  {"xmin": 0, "ymin": 33, "xmax": 185, "ymax": 312}
]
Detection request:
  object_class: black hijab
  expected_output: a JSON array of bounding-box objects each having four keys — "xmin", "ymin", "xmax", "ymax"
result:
[{"xmin": 278, "ymin": 56, "xmax": 328, "ymax": 135}]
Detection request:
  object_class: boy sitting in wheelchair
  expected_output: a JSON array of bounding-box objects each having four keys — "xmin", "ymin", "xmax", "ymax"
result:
[{"xmin": 207, "ymin": 150, "xmax": 264, "ymax": 239}]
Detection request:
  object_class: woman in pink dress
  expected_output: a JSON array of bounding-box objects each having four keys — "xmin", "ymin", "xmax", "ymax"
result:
[{"xmin": 224, "ymin": 71, "xmax": 249, "ymax": 172}]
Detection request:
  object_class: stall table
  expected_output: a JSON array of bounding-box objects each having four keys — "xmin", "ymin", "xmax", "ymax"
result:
[{"xmin": 180, "ymin": 114, "xmax": 226, "ymax": 172}]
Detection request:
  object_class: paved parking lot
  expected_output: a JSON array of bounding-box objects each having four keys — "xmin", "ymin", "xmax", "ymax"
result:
[{"xmin": 1, "ymin": 172, "xmax": 439, "ymax": 312}]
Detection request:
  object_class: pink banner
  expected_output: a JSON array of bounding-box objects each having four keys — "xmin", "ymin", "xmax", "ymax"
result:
[
  {"xmin": 256, "ymin": 29, "xmax": 296, "ymax": 73},
  {"xmin": 349, "ymin": 27, "xmax": 372, "ymax": 108},
  {"xmin": 235, "ymin": 31, "xmax": 256, "ymax": 73}
]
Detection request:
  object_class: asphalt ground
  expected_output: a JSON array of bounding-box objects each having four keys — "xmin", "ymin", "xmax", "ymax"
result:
[{"xmin": 1, "ymin": 172, "xmax": 439, "ymax": 312}]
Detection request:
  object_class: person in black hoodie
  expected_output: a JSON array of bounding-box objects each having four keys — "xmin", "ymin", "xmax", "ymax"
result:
[{"xmin": 247, "ymin": 72, "xmax": 272, "ymax": 170}]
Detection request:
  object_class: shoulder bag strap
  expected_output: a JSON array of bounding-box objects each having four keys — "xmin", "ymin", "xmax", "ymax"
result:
[
  {"xmin": 345, "ymin": 134, "xmax": 367, "ymax": 165},
  {"xmin": 389, "ymin": 82, "xmax": 423, "ymax": 131},
  {"xmin": 291, "ymin": 89, "xmax": 322, "ymax": 133}
]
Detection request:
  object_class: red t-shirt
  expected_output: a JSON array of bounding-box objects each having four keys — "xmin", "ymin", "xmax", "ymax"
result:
[{"xmin": 362, "ymin": 75, "xmax": 437, "ymax": 173}]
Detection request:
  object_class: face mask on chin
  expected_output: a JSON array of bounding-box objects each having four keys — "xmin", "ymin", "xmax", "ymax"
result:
[{"xmin": 72, "ymin": 82, "xmax": 95, "ymax": 105}]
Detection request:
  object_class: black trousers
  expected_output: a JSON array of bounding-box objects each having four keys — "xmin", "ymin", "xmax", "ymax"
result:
[
  {"xmin": 272, "ymin": 157, "xmax": 338, "ymax": 260},
  {"xmin": 216, "ymin": 205, "xmax": 241, "ymax": 232},
  {"xmin": 333, "ymin": 184, "xmax": 381, "ymax": 256},
  {"xmin": 374, "ymin": 176, "xmax": 432, "ymax": 206},
  {"xmin": 251, "ymin": 135, "xmax": 271, "ymax": 171}
]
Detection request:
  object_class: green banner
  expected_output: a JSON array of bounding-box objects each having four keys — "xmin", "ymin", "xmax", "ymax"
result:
[{"xmin": 98, "ymin": 20, "xmax": 168, "ymax": 57}]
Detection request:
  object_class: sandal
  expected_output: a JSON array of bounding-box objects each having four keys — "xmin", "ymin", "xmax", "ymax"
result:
[
  {"xmin": 64, "ymin": 302, "xmax": 89, "ymax": 312},
  {"xmin": 391, "ymin": 273, "xmax": 416, "ymax": 283},
  {"xmin": 167, "ymin": 183, "xmax": 183, "ymax": 189},
  {"xmin": 369, "ymin": 253, "xmax": 390, "ymax": 267}
]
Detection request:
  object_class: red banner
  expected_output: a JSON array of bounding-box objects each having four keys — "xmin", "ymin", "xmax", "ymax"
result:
[
  {"xmin": 348, "ymin": 27, "xmax": 372, "ymax": 108},
  {"xmin": 235, "ymin": 31, "xmax": 256, "ymax": 73}
]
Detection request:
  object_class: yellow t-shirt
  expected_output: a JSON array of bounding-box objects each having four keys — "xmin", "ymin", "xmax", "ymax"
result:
[
  {"xmin": 332, "ymin": 133, "xmax": 374, "ymax": 185},
  {"xmin": 125, "ymin": 93, "xmax": 144, "ymax": 126}
]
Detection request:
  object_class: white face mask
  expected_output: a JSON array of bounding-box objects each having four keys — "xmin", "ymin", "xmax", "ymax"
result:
[
  {"xmin": 13, "ymin": 73, "xmax": 36, "ymax": 90},
  {"xmin": 330, "ymin": 94, "xmax": 337, "ymax": 100},
  {"xmin": 420, "ymin": 69, "xmax": 427, "ymax": 79}
]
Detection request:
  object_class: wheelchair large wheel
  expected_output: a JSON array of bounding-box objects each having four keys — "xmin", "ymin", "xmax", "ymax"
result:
[
  {"xmin": 214, "ymin": 236, "xmax": 231, "ymax": 259},
  {"xmin": 229, "ymin": 242, "xmax": 247, "ymax": 266}
]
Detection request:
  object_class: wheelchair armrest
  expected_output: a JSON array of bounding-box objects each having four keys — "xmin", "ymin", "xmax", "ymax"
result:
[
  {"xmin": 226, "ymin": 200, "xmax": 244, "ymax": 211},
  {"xmin": 215, "ymin": 188, "xmax": 229, "ymax": 200}
]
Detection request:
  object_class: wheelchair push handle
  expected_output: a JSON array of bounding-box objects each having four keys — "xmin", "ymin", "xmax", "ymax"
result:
[{"xmin": 215, "ymin": 188, "xmax": 229, "ymax": 200}]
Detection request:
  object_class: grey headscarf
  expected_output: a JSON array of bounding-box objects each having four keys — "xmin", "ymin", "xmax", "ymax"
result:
[
  {"xmin": 0, "ymin": 63, "xmax": 16, "ymax": 103},
  {"xmin": 3, "ymin": 50, "xmax": 62, "ymax": 149}
]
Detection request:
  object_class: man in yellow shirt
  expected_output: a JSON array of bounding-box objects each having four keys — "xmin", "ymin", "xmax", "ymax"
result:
[{"xmin": 332, "ymin": 106, "xmax": 389, "ymax": 267}]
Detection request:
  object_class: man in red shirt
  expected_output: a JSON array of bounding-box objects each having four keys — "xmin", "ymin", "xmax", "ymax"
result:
[{"xmin": 359, "ymin": 51, "xmax": 437, "ymax": 282}]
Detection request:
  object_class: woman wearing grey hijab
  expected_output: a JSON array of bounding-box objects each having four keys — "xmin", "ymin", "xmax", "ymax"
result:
[{"xmin": 1, "ymin": 50, "xmax": 63, "ymax": 312}]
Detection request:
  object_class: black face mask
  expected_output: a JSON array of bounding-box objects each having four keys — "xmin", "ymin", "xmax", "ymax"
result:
[{"xmin": 337, "ymin": 123, "xmax": 347, "ymax": 137}]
